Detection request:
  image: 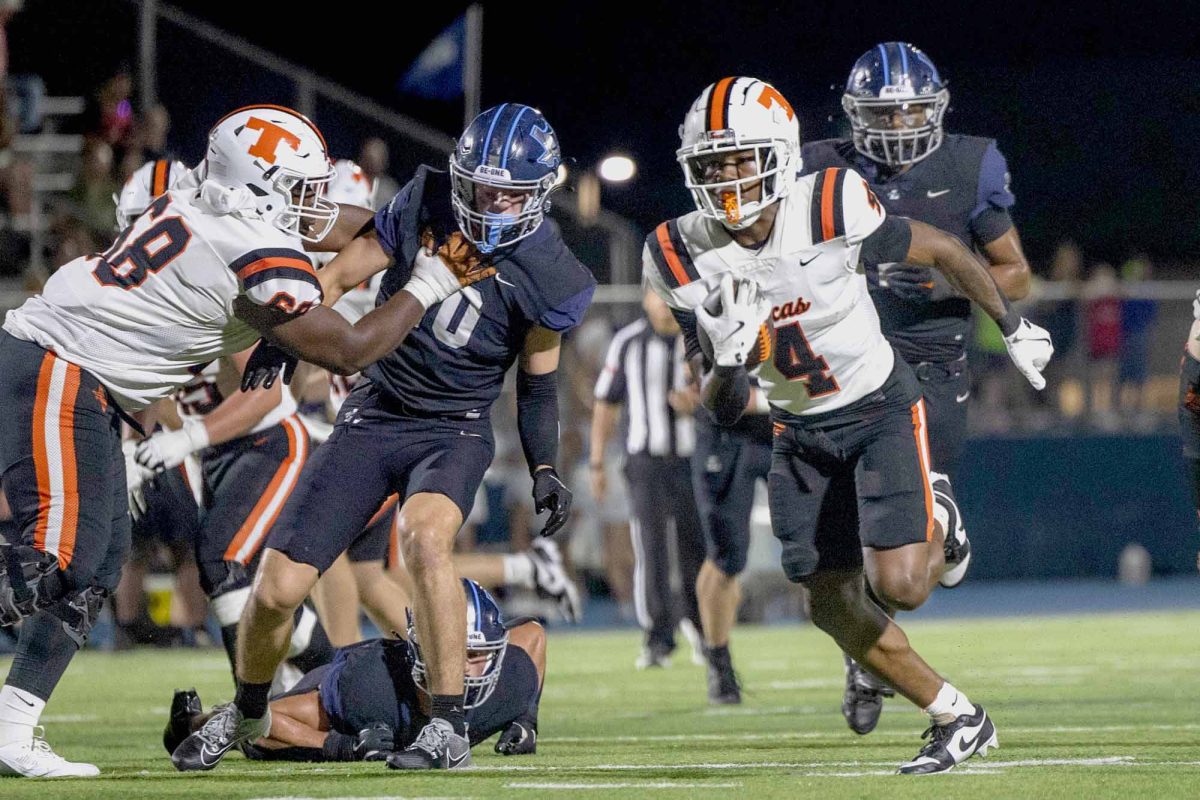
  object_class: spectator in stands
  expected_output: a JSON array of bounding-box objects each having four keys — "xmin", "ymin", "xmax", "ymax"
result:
[
  {"xmin": 1119, "ymin": 254, "xmax": 1157, "ymax": 418},
  {"xmin": 358, "ymin": 136, "xmax": 398, "ymax": 205},
  {"xmin": 1084, "ymin": 262, "xmax": 1122, "ymax": 424},
  {"xmin": 64, "ymin": 137, "xmax": 117, "ymax": 245},
  {"xmin": 138, "ymin": 104, "xmax": 171, "ymax": 162},
  {"xmin": 1035, "ymin": 240, "xmax": 1083, "ymax": 415},
  {"xmin": 80, "ymin": 67, "xmax": 134, "ymax": 158}
]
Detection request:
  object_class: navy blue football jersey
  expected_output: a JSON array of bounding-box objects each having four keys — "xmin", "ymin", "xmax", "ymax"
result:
[
  {"xmin": 801, "ymin": 134, "xmax": 1015, "ymax": 363},
  {"xmin": 365, "ymin": 167, "xmax": 596, "ymax": 417}
]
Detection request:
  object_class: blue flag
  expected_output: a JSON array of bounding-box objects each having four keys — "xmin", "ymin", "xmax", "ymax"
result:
[{"xmin": 399, "ymin": 14, "xmax": 465, "ymax": 100}]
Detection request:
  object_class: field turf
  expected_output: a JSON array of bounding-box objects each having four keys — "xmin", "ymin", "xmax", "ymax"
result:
[{"xmin": 1, "ymin": 611, "xmax": 1198, "ymax": 798}]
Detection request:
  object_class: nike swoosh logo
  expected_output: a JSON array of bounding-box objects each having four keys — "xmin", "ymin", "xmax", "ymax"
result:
[
  {"xmin": 495, "ymin": 275, "xmax": 516, "ymax": 287},
  {"xmin": 798, "ymin": 254, "xmax": 819, "ymax": 266},
  {"xmin": 198, "ymin": 743, "xmax": 227, "ymax": 768},
  {"xmin": 948, "ymin": 721, "xmax": 986, "ymax": 760},
  {"xmin": 716, "ymin": 321, "xmax": 746, "ymax": 344},
  {"xmin": 926, "ymin": 189, "xmax": 951, "ymax": 198},
  {"xmin": 447, "ymin": 748, "xmax": 471, "ymax": 768},
  {"xmin": 955, "ymin": 391, "xmax": 970, "ymax": 403},
  {"xmin": 17, "ymin": 697, "xmax": 34, "ymax": 707},
  {"xmin": 459, "ymin": 430, "xmax": 483, "ymax": 438}
]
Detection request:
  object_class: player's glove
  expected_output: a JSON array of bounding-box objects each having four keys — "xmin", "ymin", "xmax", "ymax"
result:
[
  {"xmin": 404, "ymin": 231, "xmax": 497, "ymax": 310},
  {"xmin": 876, "ymin": 263, "xmax": 937, "ymax": 302},
  {"xmin": 694, "ymin": 274, "xmax": 770, "ymax": 367},
  {"xmin": 240, "ymin": 339, "xmax": 298, "ymax": 392},
  {"xmin": 1003, "ymin": 318, "xmax": 1054, "ymax": 390},
  {"xmin": 495, "ymin": 719, "xmax": 537, "ymax": 756},
  {"xmin": 353, "ymin": 723, "xmax": 395, "ymax": 761},
  {"xmin": 134, "ymin": 419, "xmax": 209, "ymax": 473},
  {"xmin": 532, "ymin": 467, "xmax": 572, "ymax": 537},
  {"xmin": 122, "ymin": 440, "xmax": 154, "ymax": 521}
]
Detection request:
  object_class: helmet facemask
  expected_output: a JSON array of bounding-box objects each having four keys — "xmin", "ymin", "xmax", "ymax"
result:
[
  {"xmin": 269, "ymin": 165, "xmax": 339, "ymax": 244},
  {"xmin": 449, "ymin": 160, "xmax": 556, "ymax": 253},
  {"xmin": 843, "ymin": 88, "xmax": 949, "ymax": 167},
  {"xmin": 677, "ymin": 135, "xmax": 799, "ymax": 230},
  {"xmin": 406, "ymin": 607, "xmax": 510, "ymax": 710}
]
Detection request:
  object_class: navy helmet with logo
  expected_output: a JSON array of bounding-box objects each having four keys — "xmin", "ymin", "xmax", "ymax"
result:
[
  {"xmin": 841, "ymin": 42, "xmax": 949, "ymax": 167},
  {"xmin": 407, "ymin": 578, "xmax": 509, "ymax": 709},
  {"xmin": 449, "ymin": 103, "xmax": 562, "ymax": 253}
]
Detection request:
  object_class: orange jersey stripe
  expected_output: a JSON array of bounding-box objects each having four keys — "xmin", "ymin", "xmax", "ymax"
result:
[
  {"xmin": 31, "ymin": 354, "xmax": 55, "ymax": 552},
  {"xmin": 820, "ymin": 168, "xmax": 839, "ymax": 242},
  {"xmin": 224, "ymin": 419, "xmax": 306, "ymax": 563},
  {"xmin": 708, "ymin": 77, "xmax": 735, "ymax": 131},
  {"xmin": 54, "ymin": 363, "xmax": 82, "ymax": 568},
  {"xmin": 151, "ymin": 160, "xmax": 168, "ymax": 197},
  {"xmin": 236, "ymin": 256, "xmax": 316, "ymax": 281},
  {"xmin": 655, "ymin": 223, "xmax": 693, "ymax": 287},
  {"xmin": 910, "ymin": 401, "xmax": 935, "ymax": 543}
]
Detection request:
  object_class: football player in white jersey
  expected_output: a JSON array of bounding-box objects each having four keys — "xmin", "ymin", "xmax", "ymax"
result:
[
  {"xmin": 0, "ymin": 104, "xmax": 492, "ymax": 778},
  {"xmin": 644, "ymin": 77, "xmax": 1052, "ymax": 774}
]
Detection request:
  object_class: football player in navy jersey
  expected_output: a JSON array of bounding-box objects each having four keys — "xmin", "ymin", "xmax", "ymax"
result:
[
  {"xmin": 802, "ymin": 42, "xmax": 1033, "ymax": 735},
  {"xmin": 173, "ymin": 104, "xmax": 595, "ymax": 772}
]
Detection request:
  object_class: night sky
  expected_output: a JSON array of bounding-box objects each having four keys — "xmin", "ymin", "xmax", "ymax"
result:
[{"xmin": 13, "ymin": 0, "xmax": 1200, "ymax": 271}]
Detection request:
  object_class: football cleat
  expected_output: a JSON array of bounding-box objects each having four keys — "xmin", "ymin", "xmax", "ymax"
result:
[
  {"xmin": 678, "ymin": 619, "xmax": 707, "ymax": 667},
  {"xmin": 705, "ymin": 647, "xmax": 742, "ymax": 705},
  {"xmin": 932, "ymin": 474, "xmax": 972, "ymax": 589},
  {"xmin": 842, "ymin": 654, "xmax": 894, "ymax": 735},
  {"xmin": 635, "ymin": 643, "xmax": 673, "ymax": 670},
  {"xmin": 527, "ymin": 538, "xmax": 582, "ymax": 623},
  {"xmin": 0, "ymin": 727, "xmax": 99, "ymax": 778},
  {"xmin": 163, "ymin": 689, "xmax": 203, "ymax": 755},
  {"xmin": 170, "ymin": 702, "xmax": 270, "ymax": 771},
  {"xmin": 897, "ymin": 703, "xmax": 998, "ymax": 774},
  {"xmin": 386, "ymin": 718, "xmax": 472, "ymax": 770}
]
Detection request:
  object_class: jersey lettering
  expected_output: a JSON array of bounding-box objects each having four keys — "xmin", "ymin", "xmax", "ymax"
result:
[
  {"xmin": 774, "ymin": 322, "xmax": 840, "ymax": 397},
  {"xmin": 432, "ymin": 287, "xmax": 483, "ymax": 349},
  {"xmin": 92, "ymin": 195, "xmax": 192, "ymax": 290}
]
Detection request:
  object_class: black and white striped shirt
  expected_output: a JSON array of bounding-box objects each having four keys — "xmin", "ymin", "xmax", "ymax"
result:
[{"xmin": 594, "ymin": 319, "xmax": 695, "ymax": 457}]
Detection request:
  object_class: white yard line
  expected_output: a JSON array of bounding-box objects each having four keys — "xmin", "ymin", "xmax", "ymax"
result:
[{"xmin": 505, "ymin": 782, "xmax": 742, "ymax": 790}]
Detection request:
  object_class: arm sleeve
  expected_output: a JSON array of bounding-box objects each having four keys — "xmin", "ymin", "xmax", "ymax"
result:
[
  {"xmin": 671, "ymin": 308, "xmax": 703, "ymax": 363},
  {"xmin": 968, "ymin": 141, "xmax": 1016, "ymax": 246},
  {"xmin": 593, "ymin": 333, "xmax": 628, "ymax": 403},
  {"xmin": 516, "ymin": 370, "xmax": 560, "ymax": 474},
  {"xmin": 859, "ymin": 214, "xmax": 913, "ymax": 267},
  {"xmin": 538, "ymin": 283, "xmax": 595, "ymax": 333},
  {"xmin": 228, "ymin": 247, "xmax": 323, "ymax": 315}
]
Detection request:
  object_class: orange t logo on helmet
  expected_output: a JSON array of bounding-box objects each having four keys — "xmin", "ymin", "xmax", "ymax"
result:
[
  {"xmin": 756, "ymin": 86, "xmax": 795, "ymax": 120},
  {"xmin": 245, "ymin": 117, "xmax": 302, "ymax": 163}
]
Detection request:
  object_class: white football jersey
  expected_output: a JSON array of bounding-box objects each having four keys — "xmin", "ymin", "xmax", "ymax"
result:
[
  {"xmin": 644, "ymin": 167, "xmax": 894, "ymax": 416},
  {"xmin": 3, "ymin": 182, "xmax": 323, "ymax": 412},
  {"xmin": 175, "ymin": 359, "xmax": 297, "ymax": 435}
]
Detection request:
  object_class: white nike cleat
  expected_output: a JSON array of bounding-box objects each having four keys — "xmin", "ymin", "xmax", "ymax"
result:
[
  {"xmin": 897, "ymin": 704, "xmax": 998, "ymax": 774},
  {"xmin": 932, "ymin": 473, "xmax": 971, "ymax": 589},
  {"xmin": 0, "ymin": 728, "xmax": 100, "ymax": 778},
  {"xmin": 678, "ymin": 618, "xmax": 707, "ymax": 667}
]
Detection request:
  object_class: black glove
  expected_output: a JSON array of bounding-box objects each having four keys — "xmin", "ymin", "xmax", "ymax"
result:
[
  {"xmin": 495, "ymin": 719, "xmax": 537, "ymax": 755},
  {"xmin": 354, "ymin": 722, "xmax": 394, "ymax": 761},
  {"xmin": 240, "ymin": 339, "xmax": 298, "ymax": 392},
  {"xmin": 879, "ymin": 264, "xmax": 936, "ymax": 303},
  {"xmin": 532, "ymin": 467, "xmax": 572, "ymax": 537}
]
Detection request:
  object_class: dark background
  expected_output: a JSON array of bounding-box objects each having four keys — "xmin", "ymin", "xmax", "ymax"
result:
[{"xmin": 13, "ymin": 0, "xmax": 1200, "ymax": 271}]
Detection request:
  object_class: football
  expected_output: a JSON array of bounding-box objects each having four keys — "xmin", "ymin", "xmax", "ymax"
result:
[{"xmin": 696, "ymin": 284, "xmax": 776, "ymax": 369}]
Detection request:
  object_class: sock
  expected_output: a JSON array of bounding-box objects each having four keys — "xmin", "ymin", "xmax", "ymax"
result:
[
  {"xmin": 431, "ymin": 693, "xmax": 466, "ymax": 737},
  {"xmin": 219, "ymin": 624, "xmax": 239, "ymax": 676},
  {"xmin": 5, "ymin": 610, "xmax": 81, "ymax": 701},
  {"xmin": 234, "ymin": 680, "xmax": 272, "ymax": 720},
  {"xmin": 707, "ymin": 643, "xmax": 731, "ymax": 667},
  {"xmin": 503, "ymin": 554, "xmax": 535, "ymax": 589},
  {"xmin": 0, "ymin": 685, "xmax": 45, "ymax": 746},
  {"xmin": 924, "ymin": 681, "xmax": 974, "ymax": 725}
]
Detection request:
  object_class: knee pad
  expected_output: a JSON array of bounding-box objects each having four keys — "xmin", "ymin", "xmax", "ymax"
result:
[
  {"xmin": 1, "ymin": 543, "xmax": 64, "ymax": 625},
  {"xmin": 210, "ymin": 585, "xmax": 252, "ymax": 628},
  {"xmin": 805, "ymin": 576, "xmax": 890, "ymax": 656},
  {"xmin": 48, "ymin": 586, "xmax": 107, "ymax": 647}
]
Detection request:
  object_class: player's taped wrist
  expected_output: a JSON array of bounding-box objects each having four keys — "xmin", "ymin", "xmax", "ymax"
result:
[
  {"xmin": 995, "ymin": 295, "xmax": 1022, "ymax": 338},
  {"xmin": 401, "ymin": 277, "xmax": 448, "ymax": 310},
  {"xmin": 517, "ymin": 370, "xmax": 559, "ymax": 477},
  {"xmin": 181, "ymin": 418, "xmax": 210, "ymax": 453}
]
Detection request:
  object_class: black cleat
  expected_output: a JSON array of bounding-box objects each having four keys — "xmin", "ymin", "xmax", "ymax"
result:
[
  {"xmin": 170, "ymin": 702, "xmax": 270, "ymax": 771},
  {"xmin": 706, "ymin": 646, "xmax": 742, "ymax": 705},
  {"xmin": 842, "ymin": 654, "xmax": 894, "ymax": 735},
  {"xmin": 898, "ymin": 703, "xmax": 998, "ymax": 774},
  {"xmin": 163, "ymin": 689, "xmax": 203, "ymax": 755},
  {"xmin": 932, "ymin": 474, "xmax": 971, "ymax": 589},
  {"xmin": 386, "ymin": 719, "xmax": 472, "ymax": 770}
]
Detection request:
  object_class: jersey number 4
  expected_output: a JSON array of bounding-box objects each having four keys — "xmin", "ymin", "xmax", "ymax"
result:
[
  {"xmin": 774, "ymin": 323, "xmax": 840, "ymax": 397},
  {"xmin": 92, "ymin": 194, "xmax": 192, "ymax": 290}
]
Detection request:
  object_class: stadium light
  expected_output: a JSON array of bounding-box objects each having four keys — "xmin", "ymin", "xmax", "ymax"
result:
[{"xmin": 598, "ymin": 154, "xmax": 636, "ymax": 183}]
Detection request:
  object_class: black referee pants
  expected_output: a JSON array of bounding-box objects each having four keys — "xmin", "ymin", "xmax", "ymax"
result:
[{"xmin": 624, "ymin": 454, "xmax": 704, "ymax": 652}]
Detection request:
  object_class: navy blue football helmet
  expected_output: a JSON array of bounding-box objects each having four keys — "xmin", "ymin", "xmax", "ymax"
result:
[
  {"xmin": 450, "ymin": 103, "xmax": 562, "ymax": 253},
  {"xmin": 842, "ymin": 42, "xmax": 949, "ymax": 167},
  {"xmin": 407, "ymin": 578, "xmax": 509, "ymax": 709}
]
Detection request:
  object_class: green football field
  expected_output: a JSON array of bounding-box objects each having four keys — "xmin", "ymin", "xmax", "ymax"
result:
[{"xmin": 1, "ymin": 611, "xmax": 1198, "ymax": 798}]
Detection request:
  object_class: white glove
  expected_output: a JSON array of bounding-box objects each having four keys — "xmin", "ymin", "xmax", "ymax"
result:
[
  {"xmin": 1003, "ymin": 318, "xmax": 1054, "ymax": 390},
  {"xmin": 404, "ymin": 247, "xmax": 469, "ymax": 310},
  {"xmin": 134, "ymin": 419, "xmax": 210, "ymax": 473},
  {"xmin": 123, "ymin": 440, "xmax": 155, "ymax": 520},
  {"xmin": 694, "ymin": 274, "xmax": 771, "ymax": 368}
]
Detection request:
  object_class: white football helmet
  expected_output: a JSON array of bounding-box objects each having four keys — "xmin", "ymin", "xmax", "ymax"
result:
[
  {"xmin": 114, "ymin": 159, "xmax": 189, "ymax": 229},
  {"xmin": 325, "ymin": 158, "xmax": 376, "ymax": 210},
  {"xmin": 677, "ymin": 77, "xmax": 802, "ymax": 230},
  {"xmin": 204, "ymin": 104, "xmax": 338, "ymax": 243}
]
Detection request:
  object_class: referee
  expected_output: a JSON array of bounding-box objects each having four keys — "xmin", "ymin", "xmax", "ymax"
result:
[{"xmin": 590, "ymin": 290, "xmax": 704, "ymax": 669}]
